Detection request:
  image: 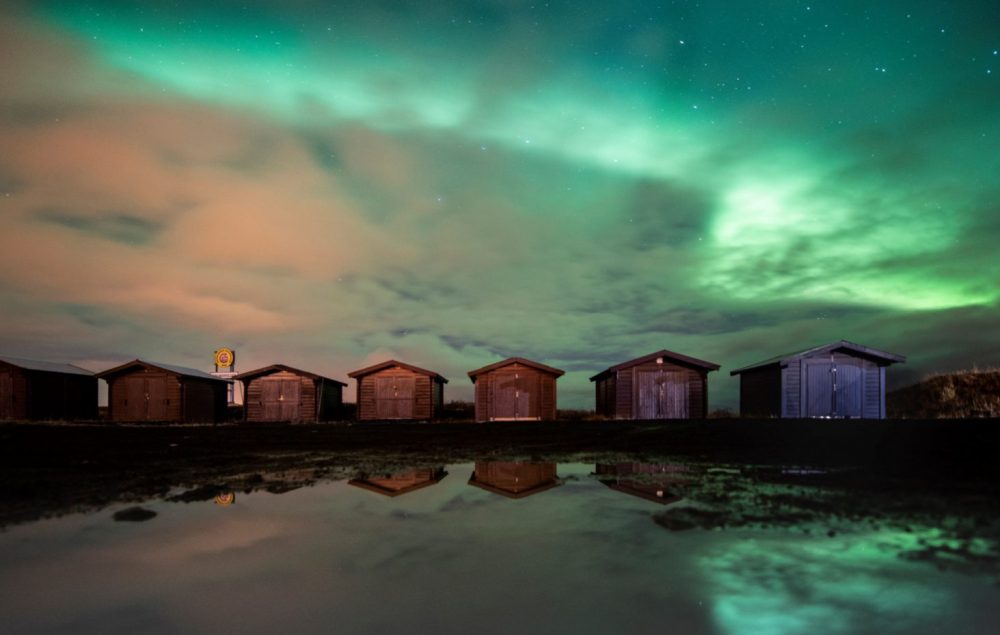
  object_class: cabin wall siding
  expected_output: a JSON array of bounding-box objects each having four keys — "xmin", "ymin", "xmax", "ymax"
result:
[
  {"xmin": 0, "ymin": 366, "xmax": 95, "ymax": 421},
  {"xmin": 600, "ymin": 359, "xmax": 710, "ymax": 420},
  {"xmin": 615, "ymin": 369, "xmax": 633, "ymax": 419},
  {"xmin": 738, "ymin": 366, "xmax": 782, "ymax": 418},
  {"xmin": 740, "ymin": 350, "xmax": 885, "ymax": 419},
  {"xmin": 783, "ymin": 358, "xmax": 802, "ymax": 417},
  {"xmin": 0, "ymin": 367, "xmax": 27, "ymax": 420},
  {"xmin": 107, "ymin": 368, "xmax": 225, "ymax": 423},
  {"xmin": 863, "ymin": 359, "xmax": 881, "ymax": 418}
]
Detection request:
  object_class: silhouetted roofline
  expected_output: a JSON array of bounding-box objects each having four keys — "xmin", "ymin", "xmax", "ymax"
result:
[
  {"xmin": 467, "ymin": 476, "xmax": 563, "ymax": 499},
  {"xmin": 589, "ymin": 349, "xmax": 720, "ymax": 382},
  {"xmin": 730, "ymin": 340, "xmax": 906, "ymax": 375},
  {"xmin": 467, "ymin": 357, "xmax": 565, "ymax": 381},
  {"xmin": 96, "ymin": 359, "xmax": 230, "ymax": 382},
  {"xmin": 0, "ymin": 356, "xmax": 94, "ymax": 376},
  {"xmin": 234, "ymin": 364, "xmax": 347, "ymax": 386},
  {"xmin": 347, "ymin": 359, "xmax": 448, "ymax": 383}
]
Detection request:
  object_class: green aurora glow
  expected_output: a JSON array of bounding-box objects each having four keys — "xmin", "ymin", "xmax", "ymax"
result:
[{"xmin": 0, "ymin": 1, "xmax": 998, "ymax": 406}]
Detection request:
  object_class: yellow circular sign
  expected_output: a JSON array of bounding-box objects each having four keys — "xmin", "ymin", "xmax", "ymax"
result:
[{"xmin": 214, "ymin": 348, "xmax": 234, "ymax": 368}]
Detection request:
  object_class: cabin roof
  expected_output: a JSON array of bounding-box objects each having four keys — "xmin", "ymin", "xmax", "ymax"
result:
[
  {"xmin": 234, "ymin": 364, "xmax": 347, "ymax": 386},
  {"xmin": 467, "ymin": 476, "xmax": 563, "ymax": 499},
  {"xmin": 467, "ymin": 356, "xmax": 565, "ymax": 380},
  {"xmin": 589, "ymin": 349, "xmax": 720, "ymax": 381},
  {"xmin": 347, "ymin": 471, "xmax": 448, "ymax": 497},
  {"xmin": 0, "ymin": 355, "xmax": 94, "ymax": 376},
  {"xmin": 730, "ymin": 340, "xmax": 906, "ymax": 375},
  {"xmin": 346, "ymin": 359, "xmax": 448, "ymax": 383},
  {"xmin": 96, "ymin": 359, "xmax": 230, "ymax": 382}
]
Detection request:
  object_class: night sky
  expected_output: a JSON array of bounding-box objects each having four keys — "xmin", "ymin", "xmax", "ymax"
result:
[{"xmin": 1, "ymin": 1, "xmax": 997, "ymax": 408}]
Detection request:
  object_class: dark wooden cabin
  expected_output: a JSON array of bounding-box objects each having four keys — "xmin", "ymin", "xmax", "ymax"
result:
[
  {"xmin": 348, "ymin": 468, "xmax": 448, "ymax": 497},
  {"xmin": 98, "ymin": 359, "xmax": 230, "ymax": 423},
  {"xmin": 590, "ymin": 349, "xmax": 719, "ymax": 419},
  {"xmin": 730, "ymin": 340, "xmax": 905, "ymax": 419},
  {"xmin": 468, "ymin": 462, "xmax": 561, "ymax": 499},
  {"xmin": 0, "ymin": 356, "xmax": 97, "ymax": 421},
  {"xmin": 594, "ymin": 463, "xmax": 688, "ymax": 505},
  {"xmin": 235, "ymin": 364, "xmax": 346, "ymax": 423},
  {"xmin": 347, "ymin": 360, "xmax": 447, "ymax": 421},
  {"xmin": 467, "ymin": 357, "xmax": 564, "ymax": 422}
]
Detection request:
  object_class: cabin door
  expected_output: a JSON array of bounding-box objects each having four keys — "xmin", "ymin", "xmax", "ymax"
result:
[
  {"xmin": 516, "ymin": 373, "xmax": 538, "ymax": 419},
  {"xmin": 261, "ymin": 379, "xmax": 282, "ymax": 420},
  {"xmin": 804, "ymin": 359, "xmax": 835, "ymax": 417},
  {"xmin": 805, "ymin": 358, "xmax": 864, "ymax": 418},
  {"xmin": 833, "ymin": 361, "xmax": 863, "ymax": 418},
  {"xmin": 637, "ymin": 370, "xmax": 659, "ymax": 419},
  {"xmin": 279, "ymin": 379, "xmax": 301, "ymax": 421},
  {"xmin": 146, "ymin": 377, "xmax": 168, "ymax": 420},
  {"xmin": 493, "ymin": 372, "xmax": 519, "ymax": 420},
  {"xmin": 492, "ymin": 372, "xmax": 538, "ymax": 420},
  {"xmin": 0, "ymin": 370, "xmax": 12, "ymax": 419},
  {"xmin": 637, "ymin": 371, "xmax": 689, "ymax": 419},
  {"xmin": 664, "ymin": 373, "xmax": 689, "ymax": 418},
  {"xmin": 375, "ymin": 376, "xmax": 415, "ymax": 419},
  {"xmin": 124, "ymin": 376, "xmax": 147, "ymax": 420}
]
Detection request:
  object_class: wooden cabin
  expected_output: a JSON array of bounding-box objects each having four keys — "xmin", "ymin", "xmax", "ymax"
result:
[
  {"xmin": 347, "ymin": 360, "xmax": 447, "ymax": 421},
  {"xmin": 97, "ymin": 359, "xmax": 230, "ymax": 423},
  {"xmin": 468, "ymin": 462, "xmax": 561, "ymax": 499},
  {"xmin": 467, "ymin": 357, "xmax": 564, "ymax": 422},
  {"xmin": 235, "ymin": 364, "xmax": 346, "ymax": 423},
  {"xmin": 0, "ymin": 356, "xmax": 97, "ymax": 421},
  {"xmin": 590, "ymin": 349, "xmax": 719, "ymax": 419},
  {"xmin": 348, "ymin": 468, "xmax": 448, "ymax": 497},
  {"xmin": 730, "ymin": 340, "xmax": 905, "ymax": 419},
  {"xmin": 595, "ymin": 463, "xmax": 687, "ymax": 505}
]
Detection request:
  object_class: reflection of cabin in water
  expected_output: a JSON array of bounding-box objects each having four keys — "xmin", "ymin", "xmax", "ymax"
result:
[
  {"xmin": 590, "ymin": 349, "xmax": 719, "ymax": 419},
  {"xmin": 0, "ymin": 356, "xmax": 97, "ymax": 421},
  {"xmin": 348, "ymin": 360, "xmax": 447, "ymax": 421},
  {"xmin": 730, "ymin": 340, "xmax": 905, "ymax": 419},
  {"xmin": 98, "ymin": 359, "xmax": 230, "ymax": 423},
  {"xmin": 468, "ymin": 462, "xmax": 561, "ymax": 499},
  {"xmin": 348, "ymin": 468, "xmax": 448, "ymax": 497},
  {"xmin": 235, "ymin": 364, "xmax": 346, "ymax": 422},
  {"xmin": 595, "ymin": 463, "xmax": 686, "ymax": 505},
  {"xmin": 468, "ymin": 357, "xmax": 564, "ymax": 422}
]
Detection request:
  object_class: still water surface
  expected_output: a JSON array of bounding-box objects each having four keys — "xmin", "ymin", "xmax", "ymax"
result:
[{"xmin": 1, "ymin": 461, "xmax": 997, "ymax": 634}]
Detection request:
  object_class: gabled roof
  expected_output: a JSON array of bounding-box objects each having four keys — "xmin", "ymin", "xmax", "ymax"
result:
[
  {"xmin": 467, "ymin": 357, "xmax": 565, "ymax": 380},
  {"xmin": 0, "ymin": 356, "xmax": 94, "ymax": 376},
  {"xmin": 467, "ymin": 475, "xmax": 562, "ymax": 499},
  {"xmin": 347, "ymin": 469, "xmax": 448, "ymax": 497},
  {"xmin": 234, "ymin": 364, "xmax": 347, "ymax": 386},
  {"xmin": 96, "ymin": 359, "xmax": 230, "ymax": 382},
  {"xmin": 730, "ymin": 340, "xmax": 906, "ymax": 375},
  {"xmin": 589, "ymin": 349, "xmax": 720, "ymax": 382},
  {"xmin": 347, "ymin": 359, "xmax": 448, "ymax": 383}
]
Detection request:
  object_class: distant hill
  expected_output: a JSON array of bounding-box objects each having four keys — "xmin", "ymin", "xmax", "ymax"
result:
[{"xmin": 888, "ymin": 369, "xmax": 1000, "ymax": 419}]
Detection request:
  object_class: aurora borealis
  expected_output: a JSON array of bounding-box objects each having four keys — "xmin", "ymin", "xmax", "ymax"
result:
[{"xmin": 1, "ymin": 1, "xmax": 997, "ymax": 407}]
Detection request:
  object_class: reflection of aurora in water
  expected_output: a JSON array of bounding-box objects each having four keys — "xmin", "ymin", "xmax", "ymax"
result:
[
  {"xmin": 703, "ymin": 534, "xmax": 961, "ymax": 635},
  {"xmin": 0, "ymin": 461, "xmax": 998, "ymax": 633}
]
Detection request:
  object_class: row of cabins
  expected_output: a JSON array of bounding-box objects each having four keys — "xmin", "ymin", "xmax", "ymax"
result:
[{"xmin": 0, "ymin": 340, "xmax": 905, "ymax": 423}]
